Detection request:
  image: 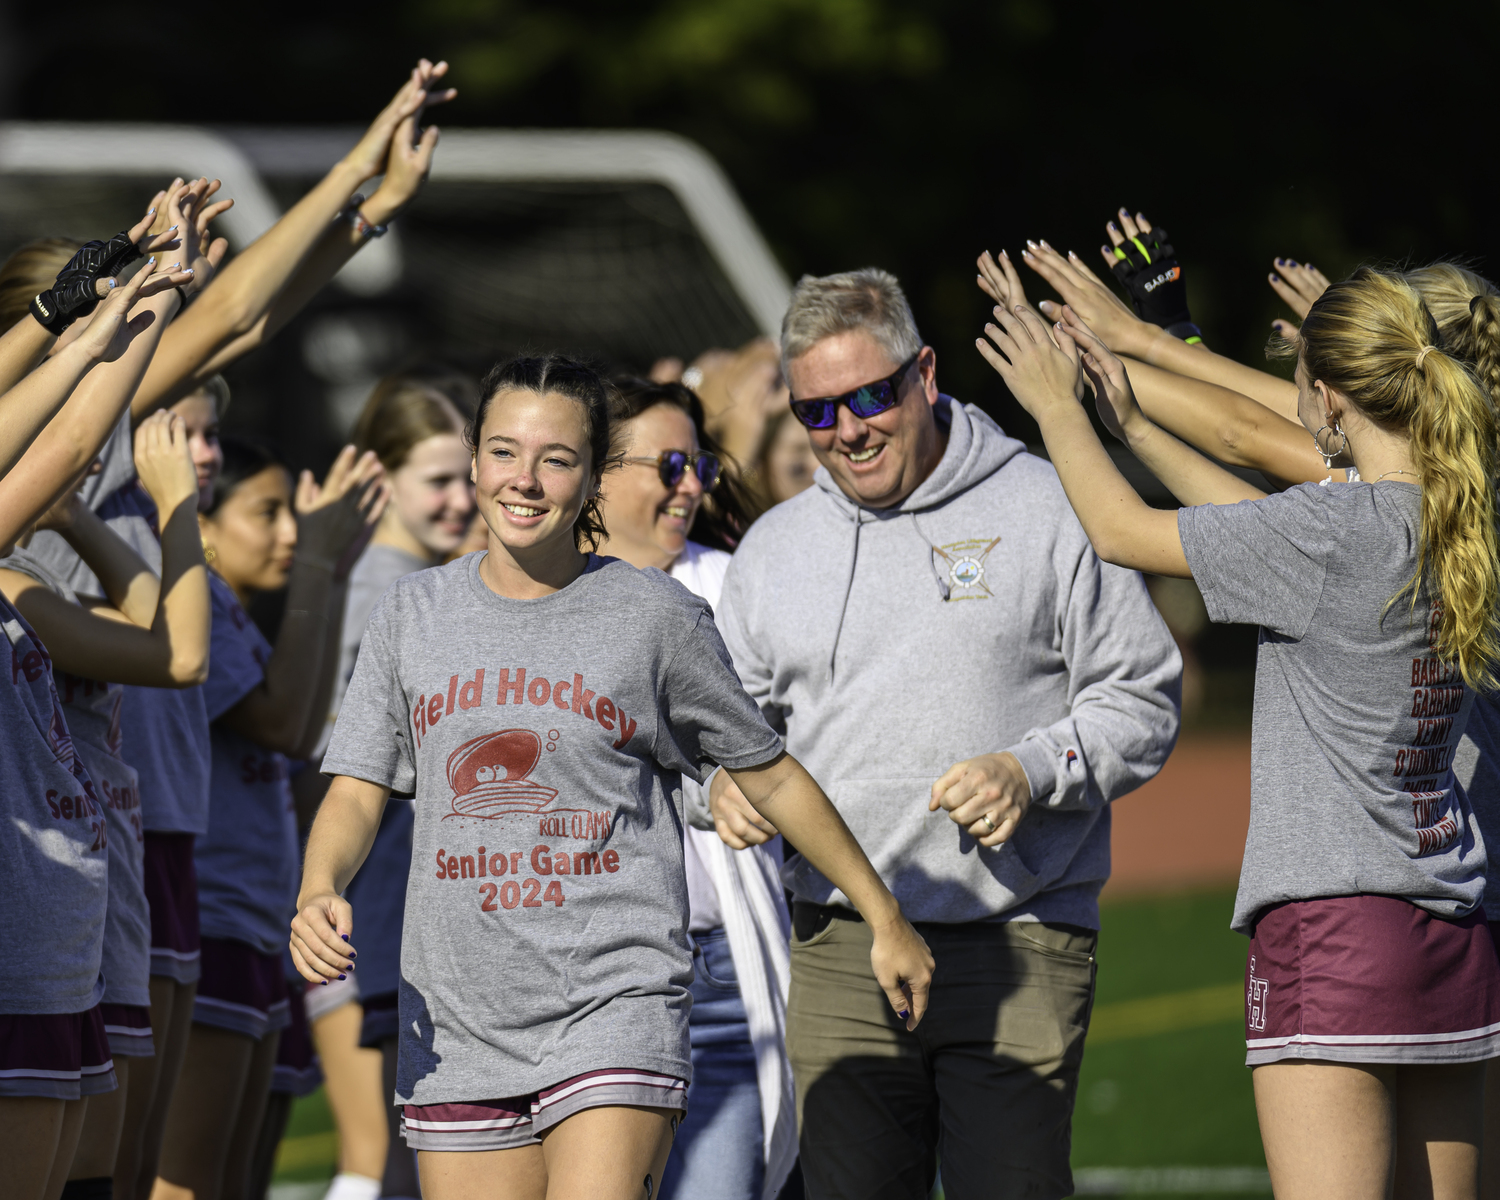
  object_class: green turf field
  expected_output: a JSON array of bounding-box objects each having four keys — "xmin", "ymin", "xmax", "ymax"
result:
[{"xmin": 272, "ymin": 886, "xmax": 1265, "ymax": 1197}]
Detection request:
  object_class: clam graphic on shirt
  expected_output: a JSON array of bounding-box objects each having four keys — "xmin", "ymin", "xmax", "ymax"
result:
[{"xmin": 445, "ymin": 728, "xmax": 559, "ymax": 819}]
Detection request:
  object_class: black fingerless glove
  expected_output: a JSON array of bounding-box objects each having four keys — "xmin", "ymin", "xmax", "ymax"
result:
[
  {"xmin": 28, "ymin": 230, "xmax": 144, "ymax": 335},
  {"xmin": 1110, "ymin": 228, "xmax": 1202, "ymax": 343}
]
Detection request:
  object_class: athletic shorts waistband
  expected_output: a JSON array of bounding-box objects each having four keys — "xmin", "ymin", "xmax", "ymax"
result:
[{"xmin": 400, "ymin": 1068, "xmax": 688, "ymax": 1152}]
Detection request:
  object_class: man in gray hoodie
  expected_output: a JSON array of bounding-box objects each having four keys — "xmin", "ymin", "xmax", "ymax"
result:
[{"xmin": 707, "ymin": 268, "xmax": 1181, "ymax": 1199}]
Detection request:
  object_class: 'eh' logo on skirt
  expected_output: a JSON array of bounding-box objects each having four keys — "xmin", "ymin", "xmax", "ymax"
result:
[{"xmin": 1247, "ymin": 956, "xmax": 1269, "ymax": 1032}]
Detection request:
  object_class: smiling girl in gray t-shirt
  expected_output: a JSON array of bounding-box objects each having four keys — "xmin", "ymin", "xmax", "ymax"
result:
[
  {"xmin": 295, "ymin": 354, "xmax": 935, "ymax": 1200},
  {"xmin": 977, "ymin": 265, "xmax": 1500, "ymax": 1200}
]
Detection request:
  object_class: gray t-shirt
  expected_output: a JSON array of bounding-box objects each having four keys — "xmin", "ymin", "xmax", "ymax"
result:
[
  {"xmin": 1453, "ymin": 694, "xmax": 1500, "ymax": 919},
  {"xmin": 1179, "ymin": 482, "xmax": 1485, "ymax": 933},
  {"xmin": 27, "ymin": 478, "xmax": 212, "ymax": 835},
  {"xmin": 7, "ymin": 550, "xmax": 152, "ymax": 1007},
  {"xmin": 195, "ymin": 574, "xmax": 300, "ymax": 956},
  {"xmin": 322, "ymin": 552, "xmax": 785, "ymax": 1104},
  {"xmin": 0, "ymin": 596, "xmax": 108, "ymax": 1013}
]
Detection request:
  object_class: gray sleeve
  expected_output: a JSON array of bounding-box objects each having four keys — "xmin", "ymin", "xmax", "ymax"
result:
[
  {"xmin": 322, "ymin": 600, "xmax": 416, "ymax": 796},
  {"xmin": 1178, "ymin": 485, "xmax": 1331, "ymax": 637},
  {"xmin": 714, "ymin": 558, "xmax": 786, "ymax": 737},
  {"xmin": 1004, "ymin": 545, "xmax": 1183, "ymax": 811},
  {"xmin": 654, "ymin": 611, "xmax": 785, "ymax": 783}
]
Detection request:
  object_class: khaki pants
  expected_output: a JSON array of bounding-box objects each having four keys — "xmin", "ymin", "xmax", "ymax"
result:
[{"xmin": 787, "ymin": 905, "xmax": 1097, "ymax": 1200}]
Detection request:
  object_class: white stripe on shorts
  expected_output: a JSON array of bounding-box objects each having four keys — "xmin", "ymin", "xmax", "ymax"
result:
[{"xmin": 535, "ymin": 1070, "xmax": 687, "ymax": 1112}]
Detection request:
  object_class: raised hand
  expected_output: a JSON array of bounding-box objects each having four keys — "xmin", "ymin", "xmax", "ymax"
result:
[
  {"xmin": 1101, "ymin": 209, "xmax": 1200, "ymax": 339},
  {"xmin": 975, "ymin": 301, "xmax": 1087, "ymax": 421},
  {"xmin": 294, "ymin": 446, "xmax": 389, "ymax": 580},
  {"xmin": 342, "ymin": 59, "xmax": 457, "ymax": 187},
  {"xmin": 28, "ymin": 190, "xmax": 183, "ymax": 335},
  {"xmin": 362, "ymin": 60, "xmax": 456, "ymax": 223},
  {"xmin": 977, "ymin": 249, "xmax": 1047, "ymax": 321},
  {"xmin": 1057, "ymin": 306, "xmax": 1149, "ymax": 444},
  {"xmin": 171, "ymin": 179, "xmax": 234, "ymax": 301},
  {"xmin": 1268, "ymin": 258, "xmax": 1331, "ymax": 344},
  {"xmin": 133, "ymin": 410, "xmax": 199, "ymax": 518},
  {"xmin": 69, "ymin": 257, "xmax": 192, "ymax": 364},
  {"xmin": 1020, "ymin": 241, "xmax": 1157, "ymax": 360}
]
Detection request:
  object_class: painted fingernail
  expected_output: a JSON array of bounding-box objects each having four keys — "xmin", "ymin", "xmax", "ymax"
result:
[
  {"xmin": 1026, "ymin": 238, "xmax": 1039, "ymax": 249},
  {"xmin": 168, "ymin": 225, "xmax": 178, "ymax": 232},
  {"xmin": 321, "ymin": 980, "xmax": 328, "ymax": 986},
  {"xmin": 338, "ymin": 973, "xmax": 347, "ymax": 980},
  {"xmin": 1269, "ymin": 274, "xmax": 1279, "ymax": 283},
  {"xmin": 341, "ymin": 934, "xmax": 350, "ymax": 941},
  {"xmin": 184, "ymin": 268, "xmax": 194, "ymax": 275},
  {"xmin": 1108, "ymin": 221, "xmax": 1119, "ymax": 232},
  {"xmin": 148, "ymin": 208, "xmax": 156, "ymax": 215},
  {"xmin": 898, "ymin": 1010, "xmax": 910, "ymax": 1021},
  {"xmin": 107, "ymin": 279, "xmax": 117, "ymax": 290}
]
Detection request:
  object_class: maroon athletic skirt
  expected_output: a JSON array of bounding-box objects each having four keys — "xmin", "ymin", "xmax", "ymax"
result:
[
  {"xmin": 143, "ymin": 832, "xmax": 201, "ymax": 984},
  {"xmin": 101, "ymin": 1002, "xmax": 154, "ymax": 1058},
  {"xmin": 193, "ymin": 938, "xmax": 290, "ymax": 1040},
  {"xmin": 0, "ymin": 1004, "xmax": 116, "ymax": 1099},
  {"xmin": 272, "ymin": 981, "xmax": 322, "ymax": 1097},
  {"xmin": 1245, "ymin": 894, "xmax": 1500, "ymax": 1065}
]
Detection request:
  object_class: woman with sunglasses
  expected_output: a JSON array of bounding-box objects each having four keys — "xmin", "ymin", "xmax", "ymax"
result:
[{"xmin": 597, "ymin": 379, "xmax": 794, "ymax": 1200}]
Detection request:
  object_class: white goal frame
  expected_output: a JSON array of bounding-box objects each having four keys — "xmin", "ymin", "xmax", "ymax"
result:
[{"xmin": 0, "ymin": 124, "xmax": 791, "ymax": 336}]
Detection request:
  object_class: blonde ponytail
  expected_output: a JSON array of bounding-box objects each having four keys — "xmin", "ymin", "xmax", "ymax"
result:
[
  {"xmin": 1405, "ymin": 263, "xmax": 1500, "ymax": 436},
  {"xmin": 1299, "ymin": 267, "xmax": 1500, "ymax": 687}
]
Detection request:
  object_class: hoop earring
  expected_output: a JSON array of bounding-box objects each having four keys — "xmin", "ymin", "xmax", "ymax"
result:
[{"xmin": 1313, "ymin": 424, "xmax": 1348, "ymax": 470}]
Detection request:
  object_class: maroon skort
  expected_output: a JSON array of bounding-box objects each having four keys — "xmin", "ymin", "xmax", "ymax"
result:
[
  {"xmin": 143, "ymin": 832, "xmax": 201, "ymax": 984},
  {"xmin": 193, "ymin": 937, "xmax": 290, "ymax": 1040},
  {"xmin": 0, "ymin": 1004, "xmax": 116, "ymax": 1099},
  {"xmin": 100, "ymin": 1002, "xmax": 154, "ymax": 1058},
  {"xmin": 1245, "ymin": 894, "xmax": 1500, "ymax": 1065}
]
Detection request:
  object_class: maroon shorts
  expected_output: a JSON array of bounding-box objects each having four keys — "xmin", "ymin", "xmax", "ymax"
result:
[
  {"xmin": 143, "ymin": 832, "xmax": 201, "ymax": 984},
  {"xmin": 101, "ymin": 1002, "xmax": 155, "ymax": 1058},
  {"xmin": 271, "ymin": 982, "xmax": 322, "ymax": 1097},
  {"xmin": 401, "ymin": 1068, "xmax": 688, "ymax": 1151},
  {"xmin": 192, "ymin": 938, "xmax": 290, "ymax": 1040},
  {"xmin": 1246, "ymin": 894, "xmax": 1500, "ymax": 1065},
  {"xmin": 0, "ymin": 1004, "xmax": 117, "ymax": 1099}
]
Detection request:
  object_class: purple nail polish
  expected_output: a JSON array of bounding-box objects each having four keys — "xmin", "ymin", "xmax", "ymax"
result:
[
  {"xmin": 321, "ymin": 980, "xmax": 328, "ymax": 986},
  {"xmin": 341, "ymin": 934, "xmax": 349, "ymax": 941},
  {"xmin": 898, "ymin": 1010, "xmax": 910, "ymax": 1021},
  {"xmin": 338, "ymin": 973, "xmax": 347, "ymax": 980}
]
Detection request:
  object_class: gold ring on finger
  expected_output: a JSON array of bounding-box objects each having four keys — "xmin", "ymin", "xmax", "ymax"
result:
[{"xmin": 981, "ymin": 813, "xmax": 997, "ymax": 834}]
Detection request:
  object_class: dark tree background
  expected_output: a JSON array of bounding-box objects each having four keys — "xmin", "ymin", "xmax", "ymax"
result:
[{"xmin": 8, "ymin": 0, "xmax": 1497, "ymax": 443}]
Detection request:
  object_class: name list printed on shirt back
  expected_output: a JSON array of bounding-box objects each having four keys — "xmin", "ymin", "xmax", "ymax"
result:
[{"xmin": 1402, "ymin": 605, "xmax": 1464, "ymax": 855}]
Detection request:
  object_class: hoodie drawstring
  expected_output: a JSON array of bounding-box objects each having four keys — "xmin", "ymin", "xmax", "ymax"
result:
[
  {"xmin": 910, "ymin": 512, "xmax": 951, "ymax": 602},
  {"xmin": 828, "ymin": 514, "xmax": 863, "ymax": 679}
]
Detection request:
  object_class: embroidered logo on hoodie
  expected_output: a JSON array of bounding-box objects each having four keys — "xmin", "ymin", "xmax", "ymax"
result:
[{"xmin": 932, "ymin": 537, "xmax": 1002, "ymax": 600}]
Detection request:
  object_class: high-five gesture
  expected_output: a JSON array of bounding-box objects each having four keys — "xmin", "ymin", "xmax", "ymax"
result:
[
  {"xmin": 28, "ymin": 192, "xmax": 183, "ymax": 335},
  {"xmin": 293, "ymin": 446, "xmax": 389, "ymax": 582}
]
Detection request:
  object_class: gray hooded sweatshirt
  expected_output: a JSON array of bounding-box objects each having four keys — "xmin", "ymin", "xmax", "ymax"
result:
[{"xmin": 715, "ymin": 397, "xmax": 1182, "ymax": 929}]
